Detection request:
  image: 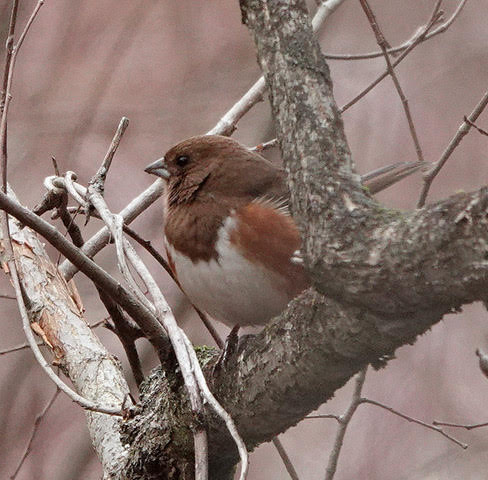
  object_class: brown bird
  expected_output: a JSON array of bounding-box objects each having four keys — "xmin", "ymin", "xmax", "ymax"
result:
[{"xmin": 145, "ymin": 135, "xmax": 423, "ymax": 328}]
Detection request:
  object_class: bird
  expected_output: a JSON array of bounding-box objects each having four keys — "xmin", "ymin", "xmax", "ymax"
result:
[{"xmin": 145, "ymin": 135, "xmax": 424, "ymax": 329}]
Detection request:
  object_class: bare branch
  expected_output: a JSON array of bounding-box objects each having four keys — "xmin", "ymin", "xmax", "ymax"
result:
[
  {"xmin": 271, "ymin": 437, "xmax": 300, "ymax": 480},
  {"xmin": 433, "ymin": 420, "xmax": 488, "ymax": 430},
  {"xmin": 1, "ymin": 0, "xmax": 44, "ymax": 190},
  {"xmin": 340, "ymin": 4, "xmax": 444, "ymax": 113},
  {"xmin": 464, "ymin": 117, "xmax": 488, "ymax": 137},
  {"xmin": 325, "ymin": 369, "xmax": 367, "ymax": 480},
  {"xmin": 0, "ymin": 0, "xmax": 19, "ymax": 108},
  {"xmin": 322, "ymin": 0, "xmax": 467, "ymax": 60},
  {"xmin": 9, "ymin": 388, "xmax": 60, "ymax": 479},
  {"xmin": 361, "ymin": 398, "xmax": 467, "ymax": 449},
  {"xmin": 59, "ymin": 178, "xmax": 164, "ymax": 281},
  {"xmin": 358, "ymin": 0, "xmax": 429, "ymax": 164},
  {"xmin": 305, "ymin": 414, "xmax": 340, "ymax": 422},
  {"xmin": 417, "ymin": 89, "xmax": 488, "ymax": 207},
  {"xmin": 208, "ymin": 0, "xmax": 347, "ymax": 136},
  {"xmin": 0, "ymin": 341, "xmax": 41, "ymax": 355},
  {"xmin": 182, "ymin": 333, "xmax": 249, "ymax": 480},
  {"xmin": 90, "ymin": 116, "xmax": 130, "ymax": 191}
]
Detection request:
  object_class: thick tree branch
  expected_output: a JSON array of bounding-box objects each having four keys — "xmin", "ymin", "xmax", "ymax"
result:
[{"xmin": 239, "ymin": 0, "xmax": 488, "ymax": 313}]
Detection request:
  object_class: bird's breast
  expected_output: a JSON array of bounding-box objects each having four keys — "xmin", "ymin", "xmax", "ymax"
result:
[{"xmin": 165, "ymin": 202, "xmax": 308, "ymax": 327}]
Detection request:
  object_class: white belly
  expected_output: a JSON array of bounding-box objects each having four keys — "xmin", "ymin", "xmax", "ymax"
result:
[{"xmin": 166, "ymin": 217, "xmax": 291, "ymax": 327}]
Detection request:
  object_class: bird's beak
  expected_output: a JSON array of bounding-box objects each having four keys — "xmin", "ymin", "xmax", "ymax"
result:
[{"xmin": 144, "ymin": 157, "xmax": 170, "ymax": 179}]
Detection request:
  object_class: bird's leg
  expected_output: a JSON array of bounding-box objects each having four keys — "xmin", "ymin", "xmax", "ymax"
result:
[{"xmin": 212, "ymin": 325, "xmax": 240, "ymax": 376}]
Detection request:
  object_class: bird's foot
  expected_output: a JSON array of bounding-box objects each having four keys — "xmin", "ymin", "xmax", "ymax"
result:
[{"xmin": 212, "ymin": 325, "xmax": 240, "ymax": 376}]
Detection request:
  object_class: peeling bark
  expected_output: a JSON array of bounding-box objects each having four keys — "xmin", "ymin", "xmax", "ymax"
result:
[{"xmin": 0, "ymin": 216, "xmax": 130, "ymax": 479}]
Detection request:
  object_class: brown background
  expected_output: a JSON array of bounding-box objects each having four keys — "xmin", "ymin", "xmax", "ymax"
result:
[{"xmin": 1, "ymin": 0, "xmax": 488, "ymax": 479}]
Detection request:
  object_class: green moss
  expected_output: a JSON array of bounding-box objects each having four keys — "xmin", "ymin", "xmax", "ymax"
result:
[
  {"xmin": 194, "ymin": 344, "xmax": 219, "ymax": 368},
  {"xmin": 374, "ymin": 205, "xmax": 405, "ymax": 222}
]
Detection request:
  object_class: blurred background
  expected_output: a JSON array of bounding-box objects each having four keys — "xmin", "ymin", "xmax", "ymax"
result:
[{"xmin": 1, "ymin": 0, "xmax": 487, "ymax": 478}]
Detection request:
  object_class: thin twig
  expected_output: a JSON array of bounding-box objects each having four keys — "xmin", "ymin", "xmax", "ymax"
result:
[
  {"xmin": 417, "ymin": 89, "xmax": 488, "ymax": 207},
  {"xmin": 51, "ymin": 156, "xmax": 60, "ymax": 176},
  {"xmin": 0, "ymin": 0, "xmax": 44, "ymax": 190},
  {"xmin": 325, "ymin": 368, "xmax": 367, "ymax": 480},
  {"xmin": 322, "ymin": 0, "xmax": 467, "ymax": 61},
  {"xmin": 358, "ymin": 0, "xmax": 428, "ymax": 164},
  {"xmin": 305, "ymin": 414, "xmax": 341, "ymax": 422},
  {"xmin": 0, "ymin": 341, "xmax": 42, "ymax": 355},
  {"xmin": 90, "ymin": 117, "xmax": 129, "ymax": 191},
  {"xmin": 463, "ymin": 117, "xmax": 488, "ymax": 137},
  {"xmin": 272, "ymin": 437, "xmax": 300, "ymax": 480},
  {"xmin": 90, "ymin": 318, "xmax": 109, "ymax": 329},
  {"xmin": 360, "ymin": 398, "xmax": 467, "ymax": 449},
  {"xmin": 1, "ymin": 0, "xmax": 19, "ymax": 194},
  {"xmin": 182, "ymin": 334, "xmax": 249, "ymax": 480},
  {"xmin": 0, "ymin": 0, "xmax": 22, "ymax": 267},
  {"xmin": 340, "ymin": 3, "xmax": 444, "ymax": 113},
  {"xmin": 0, "ymin": 293, "xmax": 15, "ymax": 299},
  {"xmin": 9, "ymin": 388, "xmax": 60, "ymax": 479},
  {"xmin": 98, "ymin": 289, "xmax": 145, "ymax": 388},
  {"xmin": 311, "ymin": 0, "xmax": 347, "ymax": 35},
  {"xmin": 0, "ymin": 0, "xmax": 19, "ymax": 109},
  {"xmin": 59, "ymin": 178, "xmax": 165, "ymax": 281},
  {"xmin": 432, "ymin": 420, "xmax": 488, "ymax": 431}
]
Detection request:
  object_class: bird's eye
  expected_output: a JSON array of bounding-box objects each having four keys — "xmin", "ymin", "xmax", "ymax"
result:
[{"xmin": 175, "ymin": 155, "xmax": 189, "ymax": 167}]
